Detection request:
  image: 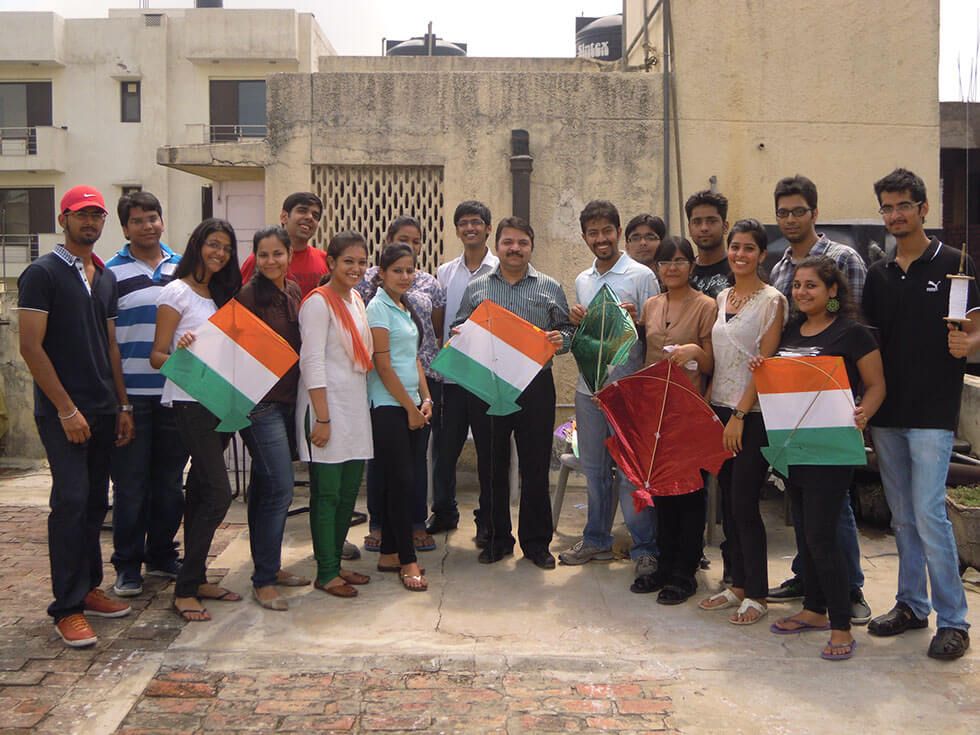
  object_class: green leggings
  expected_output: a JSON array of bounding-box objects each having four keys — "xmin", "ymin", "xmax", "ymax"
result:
[{"xmin": 309, "ymin": 460, "xmax": 365, "ymax": 584}]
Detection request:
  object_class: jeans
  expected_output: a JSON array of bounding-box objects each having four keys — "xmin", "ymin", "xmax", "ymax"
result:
[
  {"xmin": 239, "ymin": 402, "xmax": 295, "ymax": 588},
  {"xmin": 110, "ymin": 396, "xmax": 187, "ymax": 582},
  {"xmin": 309, "ymin": 460, "xmax": 364, "ymax": 583},
  {"xmin": 36, "ymin": 413, "xmax": 115, "ymax": 620},
  {"xmin": 871, "ymin": 427, "xmax": 969, "ymax": 630},
  {"xmin": 172, "ymin": 402, "xmax": 233, "ymax": 599},
  {"xmin": 790, "ymin": 492, "xmax": 865, "ymax": 592},
  {"xmin": 371, "ymin": 405, "xmax": 421, "ymax": 566},
  {"xmin": 431, "ymin": 382, "xmax": 484, "ymax": 528},
  {"xmin": 575, "ymin": 391, "xmax": 657, "ymax": 558},
  {"xmin": 468, "ymin": 370, "xmax": 555, "ymax": 555}
]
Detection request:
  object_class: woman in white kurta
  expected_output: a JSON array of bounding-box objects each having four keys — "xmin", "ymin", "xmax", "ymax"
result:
[{"xmin": 297, "ymin": 232, "xmax": 374, "ymax": 598}]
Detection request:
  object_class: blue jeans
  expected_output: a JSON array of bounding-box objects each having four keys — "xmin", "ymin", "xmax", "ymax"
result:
[
  {"xmin": 239, "ymin": 402, "xmax": 295, "ymax": 588},
  {"xmin": 575, "ymin": 391, "xmax": 657, "ymax": 559},
  {"xmin": 110, "ymin": 396, "xmax": 187, "ymax": 583},
  {"xmin": 871, "ymin": 427, "xmax": 969, "ymax": 630},
  {"xmin": 790, "ymin": 492, "xmax": 865, "ymax": 591}
]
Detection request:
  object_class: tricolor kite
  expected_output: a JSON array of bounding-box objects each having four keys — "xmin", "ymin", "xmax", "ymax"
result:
[
  {"xmin": 571, "ymin": 284, "xmax": 639, "ymax": 393},
  {"xmin": 755, "ymin": 355, "xmax": 867, "ymax": 476},
  {"xmin": 160, "ymin": 299, "xmax": 299, "ymax": 431},
  {"xmin": 431, "ymin": 300, "xmax": 557, "ymax": 416}
]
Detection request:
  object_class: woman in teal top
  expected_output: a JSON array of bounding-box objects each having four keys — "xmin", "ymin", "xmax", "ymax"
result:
[{"xmin": 366, "ymin": 243, "xmax": 432, "ymax": 592}]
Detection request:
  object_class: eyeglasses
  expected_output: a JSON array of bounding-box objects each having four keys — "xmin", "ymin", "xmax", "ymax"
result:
[
  {"xmin": 456, "ymin": 218, "xmax": 486, "ymax": 228},
  {"xmin": 878, "ymin": 201, "xmax": 921, "ymax": 216},
  {"xmin": 627, "ymin": 233, "xmax": 661, "ymax": 244},
  {"xmin": 203, "ymin": 240, "xmax": 234, "ymax": 254},
  {"xmin": 656, "ymin": 259, "xmax": 692, "ymax": 270},
  {"xmin": 67, "ymin": 210, "xmax": 107, "ymax": 222},
  {"xmin": 775, "ymin": 207, "xmax": 813, "ymax": 219}
]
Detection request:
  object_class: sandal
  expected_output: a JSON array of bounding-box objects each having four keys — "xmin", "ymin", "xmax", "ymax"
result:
[
  {"xmin": 657, "ymin": 584, "xmax": 695, "ymax": 606},
  {"xmin": 197, "ymin": 585, "xmax": 242, "ymax": 602},
  {"xmin": 770, "ymin": 615, "xmax": 830, "ymax": 635},
  {"xmin": 363, "ymin": 531, "xmax": 382, "ymax": 552},
  {"xmin": 401, "ymin": 573, "xmax": 428, "ymax": 592},
  {"xmin": 821, "ymin": 638, "xmax": 857, "ymax": 661},
  {"xmin": 630, "ymin": 573, "xmax": 664, "ymax": 594},
  {"xmin": 314, "ymin": 580, "xmax": 357, "ymax": 598},
  {"xmin": 698, "ymin": 588, "xmax": 741, "ymax": 611},
  {"xmin": 173, "ymin": 598, "xmax": 210, "ymax": 622},
  {"xmin": 275, "ymin": 570, "xmax": 311, "ymax": 587},
  {"xmin": 378, "ymin": 563, "xmax": 425, "ymax": 574},
  {"xmin": 413, "ymin": 531, "xmax": 437, "ymax": 552},
  {"xmin": 339, "ymin": 569, "xmax": 370, "ymax": 585},
  {"xmin": 729, "ymin": 598, "xmax": 768, "ymax": 625}
]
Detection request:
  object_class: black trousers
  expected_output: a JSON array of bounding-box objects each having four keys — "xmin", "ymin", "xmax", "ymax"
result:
[
  {"xmin": 786, "ymin": 465, "xmax": 853, "ymax": 631},
  {"xmin": 172, "ymin": 402, "xmax": 232, "ymax": 599},
  {"xmin": 713, "ymin": 406, "xmax": 770, "ymax": 599},
  {"xmin": 431, "ymin": 382, "xmax": 487, "ymax": 528},
  {"xmin": 468, "ymin": 369, "xmax": 555, "ymax": 555},
  {"xmin": 371, "ymin": 405, "xmax": 421, "ymax": 566},
  {"xmin": 656, "ymin": 487, "xmax": 707, "ymax": 592},
  {"xmin": 36, "ymin": 413, "xmax": 115, "ymax": 620}
]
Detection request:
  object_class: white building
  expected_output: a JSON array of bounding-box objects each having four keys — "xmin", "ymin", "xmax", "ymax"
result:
[{"xmin": 0, "ymin": 5, "xmax": 333, "ymax": 277}]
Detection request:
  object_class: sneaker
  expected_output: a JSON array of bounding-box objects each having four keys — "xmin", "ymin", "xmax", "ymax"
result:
[
  {"xmin": 558, "ymin": 540, "xmax": 614, "ymax": 566},
  {"xmin": 341, "ymin": 540, "xmax": 361, "ymax": 561},
  {"xmin": 55, "ymin": 614, "xmax": 97, "ymax": 648},
  {"xmin": 850, "ymin": 589, "xmax": 872, "ymax": 626},
  {"xmin": 112, "ymin": 575, "xmax": 143, "ymax": 598},
  {"xmin": 634, "ymin": 555, "xmax": 658, "ymax": 577},
  {"xmin": 83, "ymin": 588, "xmax": 131, "ymax": 618},
  {"xmin": 766, "ymin": 576, "xmax": 805, "ymax": 602},
  {"xmin": 146, "ymin": 559, "xmax": 181, "ymax": 579}
]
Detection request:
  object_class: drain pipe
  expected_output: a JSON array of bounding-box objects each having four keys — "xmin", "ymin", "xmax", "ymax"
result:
[
  {"xmin": 662, "ymin": 0, "xmax": 671, "ymax": 232},
  {"xmin": 510, "ymin": 129, "xmax": 533, "ymax": 221}
]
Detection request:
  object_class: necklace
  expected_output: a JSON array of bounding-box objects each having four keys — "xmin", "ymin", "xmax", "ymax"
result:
[{"xmin": 727, "ymin": 286, "xmax": 763, "ymax": 311}]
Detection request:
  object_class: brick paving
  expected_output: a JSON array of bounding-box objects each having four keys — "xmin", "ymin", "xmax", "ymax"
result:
[{"xmin": 0, "ymin": 501, "xmax": 677, "ymax": 734}]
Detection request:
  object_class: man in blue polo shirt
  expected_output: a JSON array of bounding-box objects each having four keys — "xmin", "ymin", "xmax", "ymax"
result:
[
  {"xmin": 18, "ymin": 185, "xmax": 134, "ymax": 647},
  {"xmin": 106, "ymin": 191, "xmax": 187, "ymax": 596}
]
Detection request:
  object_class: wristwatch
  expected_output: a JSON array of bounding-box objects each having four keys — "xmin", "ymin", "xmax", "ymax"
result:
[
  {"xmin": 732, "ymin": 409, "xmax": 746, "ymax": 420},
  {"xmin": 119, "ymin": 404, "xmax": 134, "ymax": 414}
]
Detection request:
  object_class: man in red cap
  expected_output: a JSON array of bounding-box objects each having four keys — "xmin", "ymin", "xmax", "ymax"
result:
[{"xmin": 18, "ymin": 185, "xmax": 135, "ymax": 647}]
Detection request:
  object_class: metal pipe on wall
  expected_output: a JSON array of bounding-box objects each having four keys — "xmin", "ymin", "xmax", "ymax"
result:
[
  {"xmin": 662, "ymin": 0, "xmax": 671, "ymax": 232},
  {"xmin": 510, "ymin": 130, "xmax": 533, "ymax": 222}
]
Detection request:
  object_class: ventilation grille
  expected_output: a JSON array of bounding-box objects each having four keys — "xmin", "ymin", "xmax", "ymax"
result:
[
  {"xmin": 144, "ymin": 14, "xmax": 163, "ymax": 27},
  {"xmin": 311, "ymin": 165, "xmax": 445, "ymax": 274}
]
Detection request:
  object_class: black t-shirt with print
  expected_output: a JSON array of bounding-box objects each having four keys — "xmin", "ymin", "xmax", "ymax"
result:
[
  {"xmin": 692, "ymin": 258, "xmax": 731, "ymax": 298},
  {"xmin": 778, "ymin": 317, "xmax": 877, "ymax": 399}
]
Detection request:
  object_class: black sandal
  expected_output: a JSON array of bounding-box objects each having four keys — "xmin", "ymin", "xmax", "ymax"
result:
[
  {"xmin": 657, "ymin": 583, "xmax": 695, "ymax": 606},
  {"xmin": 630, "ymin": 573, "xmax": 664, "ymax": 594}
]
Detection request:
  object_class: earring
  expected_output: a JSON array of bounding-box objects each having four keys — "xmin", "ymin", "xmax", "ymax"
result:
[{"xmin": 827, "ymin": 297, "xmax": 840, "ymax": 313}]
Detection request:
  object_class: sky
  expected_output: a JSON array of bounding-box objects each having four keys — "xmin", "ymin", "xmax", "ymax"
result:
[{"xmin": 0, "ymin": 0, "xmax": 977, "ymax": 101}]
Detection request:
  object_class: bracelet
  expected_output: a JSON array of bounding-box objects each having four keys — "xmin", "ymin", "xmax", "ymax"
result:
[
  {"xmin": 421, "ymin": 398, "xmax": 433, "ymax": 405},
  {"xmin": 58, "ymin": 408, "xmax": 79, "ymax": 421},
  {"xmin": 119, "ymin": 404, "xmax": 134, "ymax": 414},
  {"xmin": 315, "ymin": 418, "xmax": 331, "ymax": 424}
]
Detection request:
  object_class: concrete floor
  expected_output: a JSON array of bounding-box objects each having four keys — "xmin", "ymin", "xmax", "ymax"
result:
[{"xmin": 2, "ymin": 466, "xmax": 978, "ymax": 733}]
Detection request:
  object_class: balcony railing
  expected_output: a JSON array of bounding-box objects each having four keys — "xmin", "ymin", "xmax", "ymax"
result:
[
  {"xmin": 0, "ymin": 127, "xmax": 38, "ymax": 156},
  {"xmin": 0, "ymin": 233, "xmax": 39, "ymax": 279},
  {"xmin": 209, "ymin": 124, "xmax": 267, "ymax": 143}
]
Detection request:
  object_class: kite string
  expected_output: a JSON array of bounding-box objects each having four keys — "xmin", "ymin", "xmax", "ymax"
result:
[{"xmin": 644, "ymin": 361, "xmax": 672, "ymax": 488}]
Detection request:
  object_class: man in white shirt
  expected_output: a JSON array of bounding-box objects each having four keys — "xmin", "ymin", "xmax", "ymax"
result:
[{"xmin": 427, "ymin": 201, "xmax": 499, "ymax": 544}]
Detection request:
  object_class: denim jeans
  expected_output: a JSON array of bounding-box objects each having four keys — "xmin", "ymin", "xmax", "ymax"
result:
[
  {"xmin": 575, "ymin": 391, "xmax": 657, "ymax": 559},
  {"xmin": 870, "ymin": 427, "xmax": 969, "ymax": 630},
  {"xmin": 109, "ymin": 396, "xmax": 187, "ymax": 583},
  {"xmin": 239, "ymin": 402, "xmax": 295, "ymax": 588},
  {"xmin": 790, "ymin": 490, "xmax": 865, "ymax": 592},
  {"xmin": 36, "ymin": 413, "xmax": 115, "ymax": 620}
]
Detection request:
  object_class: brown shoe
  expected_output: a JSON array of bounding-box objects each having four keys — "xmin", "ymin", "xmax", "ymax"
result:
[
  {"xmin": 275, "ymin": 570, "xmax": 311, "ymax": 587},
  {"xmin": 314, "ymin": 580, "xmax": 357, "ymax": 598},
  {"xmin": 55, "ymin": 613, "xmax": 97, "ymax": 648},
  {"xmin": 83, "ymin": 588, "xmax": 131, "ymax": 618}
]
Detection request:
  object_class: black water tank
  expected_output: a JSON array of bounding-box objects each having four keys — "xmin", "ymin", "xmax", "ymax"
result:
[
  {"xmin": 575, "ymin": 14, "xmax": 622, "ymax": 61},
  {"xmin": 196, "ymin": 0, "xmax": 223, "ymax": 7},
  {"xmin": 386, "ymin": 37, "xmax": 467, "ymax": 57}
]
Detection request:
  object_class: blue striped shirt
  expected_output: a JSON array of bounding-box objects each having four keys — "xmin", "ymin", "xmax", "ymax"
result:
[{"xmin": 105, "ymin": 243, "xmax": 180, "ymax": 395}]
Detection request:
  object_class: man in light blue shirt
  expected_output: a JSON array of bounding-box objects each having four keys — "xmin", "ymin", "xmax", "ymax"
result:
[{"xmin": 560, "ymin": 201, "xmax": 660, "ymax": 583}]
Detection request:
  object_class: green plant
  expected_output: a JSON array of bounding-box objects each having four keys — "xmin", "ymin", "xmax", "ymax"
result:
[{"xmin": 948, "ymin": 485, "xmax": 980, "ymax": 507}]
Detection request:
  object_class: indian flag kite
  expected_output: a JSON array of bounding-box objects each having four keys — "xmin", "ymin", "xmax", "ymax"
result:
[
  {"xmin": 755, "ymin": 355, "xmax": 867, "ymax": 476},
  {"xmin": 431, "ymin": 300, "xmax": 557, "ymax": 416},
  {"xmin": 160, "ymin": 300, "xmax": 299, "ymax": 431}
]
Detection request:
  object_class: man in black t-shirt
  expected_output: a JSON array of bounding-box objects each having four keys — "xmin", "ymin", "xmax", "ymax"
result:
[
  {"xmin": 863, "ymin": 168, "xmax": 978, "ymax": 661},
  {"xmin": 686, "ymin": 189, "xmax": 732, "ymax": 298},
  {"xmin": 18, "ymin": 185, "xmax": 134, "ymax": 648}
]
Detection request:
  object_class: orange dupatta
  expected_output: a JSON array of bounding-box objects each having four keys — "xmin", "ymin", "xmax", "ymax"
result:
[{"xmin": 304, "ymin": 285, "xmax": 373, "ymax": 371}]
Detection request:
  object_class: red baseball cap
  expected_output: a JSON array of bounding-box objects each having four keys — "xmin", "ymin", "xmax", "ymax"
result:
[{"xmin": 60, "ymin": 185, "xmax": 108, "ymax": 214}]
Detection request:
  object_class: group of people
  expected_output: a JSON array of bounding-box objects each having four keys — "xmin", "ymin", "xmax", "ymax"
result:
[{"xmin": 18, "ymin": 167, "xmax": 975, "ymax": 663}]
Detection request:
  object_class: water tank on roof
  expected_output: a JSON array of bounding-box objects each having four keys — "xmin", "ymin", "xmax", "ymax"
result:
[
  {"xmin": 575, "ymin": 14, "xmax": 622, "ymax": 61},
  {"xmin": 386, "ymin": 34, "xmax": 467, "ymax": 57},
  {"xmin": 195, "ymin": 0, "xmax": 224, "ymax": 8}
]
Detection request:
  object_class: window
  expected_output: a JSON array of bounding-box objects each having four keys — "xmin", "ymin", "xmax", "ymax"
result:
[
  {"xmin": 120, "ymin": 81, "xmax": 141, "ymax": 123},
  {"xmin": 0, "ymin": 82, "xmax": 52, "ymax": 154},
  {"xmin": 121, "ymin": 185, "xmax": 142, "ymax": 197},
  {"xmin": 0, "ymin": 188, "xmax": 55, "ymax": 270},
  {"xmin": 209, "ymin": 80, "xmax": 266, "ymax": 142}
]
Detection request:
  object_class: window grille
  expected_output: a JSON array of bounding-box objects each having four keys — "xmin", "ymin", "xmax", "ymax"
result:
[
  {"xmin": 144, "ymin": 14, "xmax": 163, "ymax": 27},
  {"xmin": 311, "ymin": 165, "xmax": 445, "ymax": 274}
]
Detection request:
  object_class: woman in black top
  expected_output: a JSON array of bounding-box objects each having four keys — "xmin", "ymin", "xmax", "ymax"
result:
[{"xmin": 760, "ymin": 256, "xmax": 885, "ymax": 660}]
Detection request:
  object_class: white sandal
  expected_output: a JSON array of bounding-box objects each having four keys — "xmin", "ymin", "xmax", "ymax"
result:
[
  {"xmin": 698, "ymin": 588, "xmax": 741, "ymax": 611},
  {"xmin": 729, "ymin": 597, "xmax": 768, "ymax": 625}
]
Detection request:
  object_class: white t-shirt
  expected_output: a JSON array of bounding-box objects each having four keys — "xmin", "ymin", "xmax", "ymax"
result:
[{"xmin": 156, "ymin": 278, "xmax": 217, "ymax": 406}]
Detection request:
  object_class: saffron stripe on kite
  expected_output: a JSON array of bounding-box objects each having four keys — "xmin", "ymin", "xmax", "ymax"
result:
[
  {"xmin": 209, "ymin": 299, "xmax": 297, "ymax": 377},
  {"xmin": 753, "ymin": 355, "xmax": 850, "ymax": 394},
  {"xmin": 467, "ymin": 301, "xmax": 556, "ymax": 367}
]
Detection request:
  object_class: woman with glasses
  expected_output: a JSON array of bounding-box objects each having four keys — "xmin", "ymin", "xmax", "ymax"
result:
[
  {"xmin": 697, "ymin": 219, "xmax": 786, "ymax": 625},
  {"xmin": 150, "ymin": 218, "xmax": 242, "ymax": 622},
  {"xmin": 624, "ymin": 214, "xmax": 666, "ymax": 270},
  {"xmin": 632, "ymin": 236, "xmax": 718, "ymax": 603}
]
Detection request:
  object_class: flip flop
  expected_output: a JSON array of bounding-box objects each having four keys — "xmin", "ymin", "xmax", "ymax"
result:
[
  {"xmin": 339, "ymin": 569, "xmax": 370, "ymax": 585},
  {"xmin": 729, "ymin": 597, "xmax": 768, "ymax": 625},
  {"xmin": 197, "ymin": 586, "xmax": 242, "ymax": 602},
  {"xmin": 172, "ymin": 600, "xmax": 210, "ymax": 622},
  {"xmin": 821, "ymin": 638, "xmax": 857, "ymax": 661},
  {"xmin": 698, "ymin": 588, "xmax": 741, "ymax": 611},
  {"xmin": 400, "ymin": 573, "xmax": 428, "ymax": 592},
  {"xmin": 377, "ymin": 564, "xmax": 425, "ymax": 574},
  {"xmin": 770, "ymin": 616, "xmax": 831, "ymax": 635}
]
